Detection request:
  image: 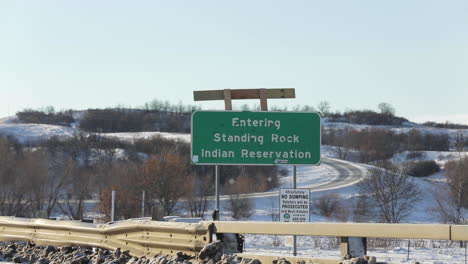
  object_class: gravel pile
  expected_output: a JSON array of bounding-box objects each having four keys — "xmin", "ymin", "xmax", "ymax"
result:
[
  {"xmin": 0, "ymin": 242, "xmax": 193, "ymax": 264},
  {"xmin": 0, "ymin": 241, "xmax": 379, "ymax": 264}
]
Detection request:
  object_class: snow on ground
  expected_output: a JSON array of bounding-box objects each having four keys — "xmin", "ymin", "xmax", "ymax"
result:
[
  {"xmin": 0, "ymin": 117, "xmax": 191, "ymax": 144},
  {"xmin": 243, "ymin": 235, "xmax": 468, "ymax": 263},
  {"xmin": 100, "ymin": 131, "xmax": 190, "ymax": 143},
  {"xmin": 0, "ymin": 122, "xmax": 78, "ymax": 144},
  {"xmin": 0, "ymin": 117, "xmax": 17, "ymax": 124}
]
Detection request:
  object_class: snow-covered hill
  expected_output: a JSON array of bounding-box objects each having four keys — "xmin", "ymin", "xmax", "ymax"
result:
[{"xmin": 2, "ymin": 114, "xmax": 467, "ymax": 263}]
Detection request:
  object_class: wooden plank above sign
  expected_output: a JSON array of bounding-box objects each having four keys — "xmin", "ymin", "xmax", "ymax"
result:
[{"xmin": 193, "ymin": 88, "xmax": 295, "ymax": 101}]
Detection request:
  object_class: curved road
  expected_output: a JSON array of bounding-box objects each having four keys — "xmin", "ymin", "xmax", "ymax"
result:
[{"xmin": 216, "ymin": 157, "xmax": 367, "ymax": 200}]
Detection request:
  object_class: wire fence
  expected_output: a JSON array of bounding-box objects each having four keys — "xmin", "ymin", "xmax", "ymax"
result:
[{"xmin": 243, "ymin": 234, "xmax": 468, "ymax": 263}]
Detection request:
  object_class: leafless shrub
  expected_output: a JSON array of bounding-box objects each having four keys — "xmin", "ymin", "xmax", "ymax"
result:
[
  {"xmin": 225, "ymin": 176, "xmax": 254, "ymax": 220},
  {"xmin": 313, "ymin": 193, "xmax": 349, "ymax": 221},
  {"xmin": 226, "ymin": 194, "xmax": 253, "ymax": 220}
]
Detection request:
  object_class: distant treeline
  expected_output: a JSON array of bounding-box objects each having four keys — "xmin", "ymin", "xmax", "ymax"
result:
[
  {"xmin": 327, "ymin": 110, "xmax": 409, "ymax": 126},
  {"xmin": 422, "ymin": 121, "xmax": 468, "ymax": 130},
  {"xmin": 16, "ymin": 100, "xmax": 201, "ymax": 133},
  {"xmin": 15, "ymin": 100, "xmax": 467, "ymax": 132},
  {"xmin": 16, "ymin": 108, "xmax": 75, "ymax": 127},
  {"xmin": 79, "ymin": 109, "xmax": 191, "ymax": 133},
  {"xmin": 323, "ymin": 128, "xmax": 451, "ymax": 163}
]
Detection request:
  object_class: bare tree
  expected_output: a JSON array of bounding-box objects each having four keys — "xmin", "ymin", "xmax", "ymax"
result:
[
  {"xmin": 0, "ymin": 138, "xmax": 22, "ymax": 216},
  {"xmin": 142, "ymin": 153, "xmax": 190, "ymax": 216},
  {"xmin": 317, "ymin": 101, "xmax": 331, "ymax": 116},
  {"xmin": 445, "ymin": 157, "xmax": 468, "ymax": 212},
  {"xmin": 377, "ymin": 102, "xmax": 395, "ymax": 116},
  {"xmin": 0, "ymin": 151, "xmax": 33, "ymax": 217},
  {"xmin": 186, "ymin": 172, "xmax": 211, "ymax": 218},
  {"xmin": 97, "ymin": 161, "xmax": 142, "ymax": 221},
  {"xmin": 455, "ymin": 129, "xmax": 465, "ymax": 152},
  {"xmin": 432, "ymin": 183, "xmax": 464, "ymax": 224},
  {"xmin": 358, "ymin": 168, "xmax": 421, "ymax": 223},
  {"xmin": 35, "ymin": 152, "xmax": 71, "ymax": 218},
  {"xmin": 0, "ymin": 139, "xmax": 48, "ymax": 217},
  {"xmin": 334, "ymin": 127, "xmax": 351, "ymax": 160},
  {"xmin": 23, "ymin": 150, "xmax": 49, "ymax": 218},
  {"xmin": 58, "ymin": 161, "xmax": 94, "ymax": 220}
]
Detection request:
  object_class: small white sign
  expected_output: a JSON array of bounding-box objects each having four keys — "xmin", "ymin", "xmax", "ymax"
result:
[{"xmin": 279, "ymin": 188, "xmax": 310, "ymax": 222}]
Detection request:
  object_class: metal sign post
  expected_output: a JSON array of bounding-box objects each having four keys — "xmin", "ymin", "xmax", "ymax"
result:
[{"xmin": 293, "ymin": 166, "xmax": 297, "ymax": 256}]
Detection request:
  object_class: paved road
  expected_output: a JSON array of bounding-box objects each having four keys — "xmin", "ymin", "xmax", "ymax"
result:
[{"xmin": 215, "ymin": 157, "xmax": 367, "ymax": 200}]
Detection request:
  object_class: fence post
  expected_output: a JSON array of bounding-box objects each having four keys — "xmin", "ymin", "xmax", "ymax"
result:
[{"xmin": 407, "ymin": 239, "xmax": 410, "ymax": 259}]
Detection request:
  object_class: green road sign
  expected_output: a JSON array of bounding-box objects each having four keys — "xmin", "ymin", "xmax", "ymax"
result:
[{"xmin": 191, "ymin": 111, "xmax": 321, "ymax": 165}]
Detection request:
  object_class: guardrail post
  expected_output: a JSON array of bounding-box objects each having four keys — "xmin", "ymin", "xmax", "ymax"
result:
[
  {"xmin": 340, "ymin": 237, "xmax": 349, "ymax": 257},
  {"xmin": 340, "ymin": 237, "xmax": 367, "ymax": 258}
]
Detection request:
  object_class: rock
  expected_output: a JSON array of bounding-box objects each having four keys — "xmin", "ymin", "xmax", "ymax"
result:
[
  {"xmin": 199, "ymin": 242, "xmax": 225, "ymax": 262},
  {"xmin": 12, "ymin": 256, "xmax": 23, "ymax": 263},
  {"xmin": 45, "ymin": 245, "xmax": 56, "ymax": 255},
  {"xmin": 61, "ymin": 246, "xmax": 73, "ymax": 254},
  {"xmin": 70, "ymin": 258, "xmax": 81, "ymax": 264},
  {"xmin": 219, "ymin": 255, "xmax": 236, "ymax": 264},
  {"xmin": 7, "ymin": 243, "xmax": 17, "ymax": 250},
  {"xmin": 274, "ymin": 258, "xmax": 290, "ymax": 264},
  {"xmin": 114, "ymin": 248, "xmax": 121, "ymax": 258},
  {"xmin": 340, "ymin": 257, "xmax": 368, "ymax": 264},
  {"xmin": 156, "ymin": 255, "xmax": 168, "ymax": 264},
  {"xmin": 4, "ymin": 248, "xmax": 16, "ymax": 259},
  {"xmin": 74, "ymin": 251, "xmax": 86, "ymax": 259},
  {"xmin": 247, "ymin": 259, "xmax": 261, "ymax": 264},
  {"xmin": 36, "ymin": 257, "xmax": 50, "ymax": 264},
  {"xmin": 175, "ymin": 252, "xmax": 192, "ymax": 262}
]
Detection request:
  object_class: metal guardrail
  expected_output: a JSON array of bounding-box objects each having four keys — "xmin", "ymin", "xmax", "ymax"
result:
[
  {"xmin": 1, "ymin": 217, "xmax": 467, "ymax": 263},
  {"xmin": 0, "ymin": 217, "xmax": 210, "ymax": 257},
  {"xmin": 205, "ymin": 221, "xmax": 456, "ymax": 240},
  {"xmin": 205, "ymin": 221, "xmax": 468, "ymax": 264}
]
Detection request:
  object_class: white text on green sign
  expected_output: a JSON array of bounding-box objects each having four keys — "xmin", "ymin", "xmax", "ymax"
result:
[{"xmin": 191, "ymin": 111, "xmax": 321, "ymax": 165}]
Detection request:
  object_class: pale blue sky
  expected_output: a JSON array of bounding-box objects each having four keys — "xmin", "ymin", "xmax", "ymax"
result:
[{"xmin": 1, "ymin": 0, "xmax": 467, "ymax": 123}]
